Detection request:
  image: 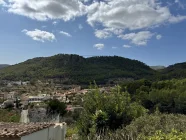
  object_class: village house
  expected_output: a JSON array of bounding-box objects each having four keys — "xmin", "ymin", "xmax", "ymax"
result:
[
  {"xmin": 28, "ymin": 96, "xmax": 44, "ymax": 103},
  {"xmin": 4, "ymin": 91, "xmax": 18, "ymax": 100},
  {"xmin": 28, "ymin": 94, "xmax": 51, "ymax": 103},
  {"xmin": 0, "ymin": 122, "xmax": 66, "ymax": 140}
]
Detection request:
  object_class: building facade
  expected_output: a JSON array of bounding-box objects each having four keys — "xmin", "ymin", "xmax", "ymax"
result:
[{"xmin": 0, "ymin": 122, "xmax": 66, "ymax": 140}]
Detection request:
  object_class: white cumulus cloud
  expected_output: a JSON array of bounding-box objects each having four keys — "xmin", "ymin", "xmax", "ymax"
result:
[
  {"xmin": 22, "ymin": 29, "xmax": 56, "ymax": 42},
  {"xmin": 5, "ymin": 0, "xmax": 87, "ymax": 21},
  {"xmin": 94, "ymin": 43, "xmax": 104, "ymax": 50},
  {"xmin": 95, "ymin": 29, "xmax": 112, "ymax": 39},
  {"xmin": 2, "ymin": 0, "xmax": 186, "ymax": 47},
  {"xmin": 0, "ymin": 0, "xmax": 5, "ymax": 5},
  {"xmin": 123, "ymin": 45, "xmax": 132, "ymax": 48},
  {"xmin": 169, "ymin": 15, "xmax": 186, "ymax": 23},
  {"xmin": 79, "ymin": 0, "xmax": 90, "ymax": 3},
  {"xmin": 87, "ymin": 0, "xmax": 186, "ymax": 30},
  {"xmin": 119, "ymin": 31, "xmax": 154, "ymax": 46},
  {"xmin": 94, "ymin": 28, "xmax": 123, "ymax": 39},
  {"xmin": 156, "ymin": 34, "xmax": 162, "ymax": 40},
  {"xmin": 59, "ymin": 31, "xmax": 72, "ymax": 37}
]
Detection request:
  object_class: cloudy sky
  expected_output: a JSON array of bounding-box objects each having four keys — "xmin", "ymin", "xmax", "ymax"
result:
[{"xmin": 0, "ymin": 0, "xmax": 186, "ymax": 66}]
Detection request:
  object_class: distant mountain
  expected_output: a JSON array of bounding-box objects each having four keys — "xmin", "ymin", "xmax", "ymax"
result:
[
  {"xmin": 150, "ymin": 66, "xmax": 166, "ymax": 70},
  {"xmin": 0, "ymin": 54, "xmax": 155, "ymax": 84},
  {"xmin": 160, "ymin": 62, "xmax": 186, "ymax": 79},
  {"xmin": 0, "ymin": 64, "xmax": 9, "ymax": 69}
]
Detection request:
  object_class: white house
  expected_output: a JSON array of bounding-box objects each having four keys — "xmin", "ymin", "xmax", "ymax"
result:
[
  {"xmin": 0, "ymin": 122, "xmax": 66, "ymax": 140},
  {"xmin": 28, "ymin": 94, "xmax": 51, "ymax": 103}
]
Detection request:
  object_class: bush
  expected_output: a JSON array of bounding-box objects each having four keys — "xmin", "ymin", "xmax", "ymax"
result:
[
  {"xmin": 124, "ymin": 113, "xmax": 186, "ymax": 138},
  {"xmin": 66, "ymin": 125, "xmax": 78, "ymax": 138},
  {"xmin": 77, "ymin": 85, "xmax": 147, "ymax": 139},
  {"xmin": 139, "ymin": 129, "xmax": 186, "ymax": 140},
  {"xmin": 85, "ymin": 113, "xmax": 186, "ymax": 140},
  {"xmin": 47, "ymin": 99, "xmax": 67, "ymax": 116}
]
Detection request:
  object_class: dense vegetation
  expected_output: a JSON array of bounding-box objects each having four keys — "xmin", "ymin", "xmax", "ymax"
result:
[
  {"xmin": 1, "ymin": 54, "xmax": 186, "ymax": 139},
  {"xmin": 47, "ymin": 99, "xmax": 67, "ymax": 116},
  {"xmin": 0, "ymin": 54, "xmax": 155, "ymax": 84},
  {"xmin": 74, "ymin": 78, "xmax": 186, "ymax": 139},
  {"xmin": 1, "ymin": 54, "xmax": 186, "ymax": 85},
  {"xmin": 160, "ymin": 62, "xmax": 186, "ymax": 80},
  {"xmin": 87, "ymin": 113, "xmax": 186, "ymax": 140},
  {"xmin": 77, "ymin": 85, "xmax": 147, "ymax": 139},
  {"xmin": 121, "ymin": 78, "xmax": 186, "ymax": 114}
]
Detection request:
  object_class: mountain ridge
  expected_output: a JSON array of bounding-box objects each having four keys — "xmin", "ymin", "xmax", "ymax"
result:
[
  {"xmin": 1, "ymin": 54, "xmax": 186, "ymax": 84},
  {"xmin": 0, "ymin": 54, "xmax": 155, "ymax": 84}
]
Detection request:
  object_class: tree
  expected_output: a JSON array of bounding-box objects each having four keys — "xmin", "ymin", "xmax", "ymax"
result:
[
  {"xmin": 4, "ymin": 100, "xmax": 14, "ymax": 109},
  {"xmin": 77, "ymin": 85, "xmax": 148, "ymax": 138},
  {"xmin": 47, "ymin": 99, "xmax": 67, "ymax": 116}
]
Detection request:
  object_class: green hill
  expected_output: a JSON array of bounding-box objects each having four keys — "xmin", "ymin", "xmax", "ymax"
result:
[
  {"xmin": 160, "ymin": 62, "xmax": 186, "ymax": 80},
  {"xmin": 0, "ymin": 54, "xmax": 155, "ymax": 84}
]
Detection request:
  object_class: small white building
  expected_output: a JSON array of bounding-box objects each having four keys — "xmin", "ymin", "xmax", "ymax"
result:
[
  {"xmin": 0, "ymin": 122, "xmax": 67, "ymax": 140},
  {"xmin": 28, "ymin": 94, "xmax": 51, "ymax": 103},
  {"xmin": 28, "ymin": 96, "xmax": 44, "ymax": 103}
]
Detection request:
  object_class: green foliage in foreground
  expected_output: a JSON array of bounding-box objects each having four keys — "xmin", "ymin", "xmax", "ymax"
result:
[
  {"xmin": 121, "ymin": 78, "xmax": 186, "ymax": 114},
  {"xmin": 77, "ymin": 85, "xmax": 147, "ymax": 139},
  {"xmin": 82, "ymin": 113, "xmax": 186, "ymax": 140},
  {"xmin": 139, "ymin": 130, "xmax": 186, "ymax": 140},
  {"xmin": 125, "ymin": 112, "xmax": 186, "ymax": 138},
  {"xmin": 80, "ymin": 79, "xmax": 186, "ymax": 139},
  {"xmin": 66, "ymin": 125, "xmax": 78, "ymax": 138}
]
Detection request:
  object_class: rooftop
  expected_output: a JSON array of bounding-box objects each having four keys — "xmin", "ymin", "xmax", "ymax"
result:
[{"xmin": 0, "ymin": 122, "xmax": 55, "ymax": 138}]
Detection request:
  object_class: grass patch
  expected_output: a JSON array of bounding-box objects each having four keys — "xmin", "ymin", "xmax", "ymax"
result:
[{"xmin": 0, "ymin": 109, "xmax": 20, "ymax": 122}]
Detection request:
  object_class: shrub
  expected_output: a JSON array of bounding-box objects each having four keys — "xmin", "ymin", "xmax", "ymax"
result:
[
  {"xmin": 139, "ymin": 129, "xmax": 186, "ymax": 140},
  {"xmin": 77, "ymin": 85, "xmax": 147, "ymax": 139},
  {"xmin": 84, "ymin": 113, "xmax": 186, "ymax": 140},
  {"xmin": 125, "ymin": 113, "xmax": 186, "ymax": 138},
  {"xmin": 47, "ymin": 99, "xmax": 67, "ymax": 116}
]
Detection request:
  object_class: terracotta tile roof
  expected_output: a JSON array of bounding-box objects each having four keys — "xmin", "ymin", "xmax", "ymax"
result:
[{"xmin": 0, "ymin": 122, "xmax": 55, "ymax": 138}]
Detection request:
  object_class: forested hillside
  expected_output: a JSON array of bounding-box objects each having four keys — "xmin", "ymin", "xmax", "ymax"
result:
[
  {"xmin": 0, "ymin": 54, "xmax": 155, "ymax": 84},
  {"xmin": 1, "ymin": 54, "xmax": 186, "ymax": 84},
  {"xmin": 160, "ymin": 62, "xmax": 186, "ymax": 80},
  {"xmin": 76, "ymin": 78, "xmax": 186, "ymax": 139}
]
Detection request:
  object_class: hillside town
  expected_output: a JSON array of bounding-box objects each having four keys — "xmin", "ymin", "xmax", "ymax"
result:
[
  {"xmin": 0, "ymin": 79, "xmax": 113, "ymax": 139},
  {"xmin": 1, "ymin": 80, "xmax": 83, "ymax": 107},
  {"xmin": 0, "ymin": 80, "xmax": 111, "ymax": 117}
]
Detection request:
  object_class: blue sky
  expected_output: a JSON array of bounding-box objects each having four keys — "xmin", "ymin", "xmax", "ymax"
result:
[{"xmin": 0, "ymin": 0, "xmax": 186, "ymax": 66}]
